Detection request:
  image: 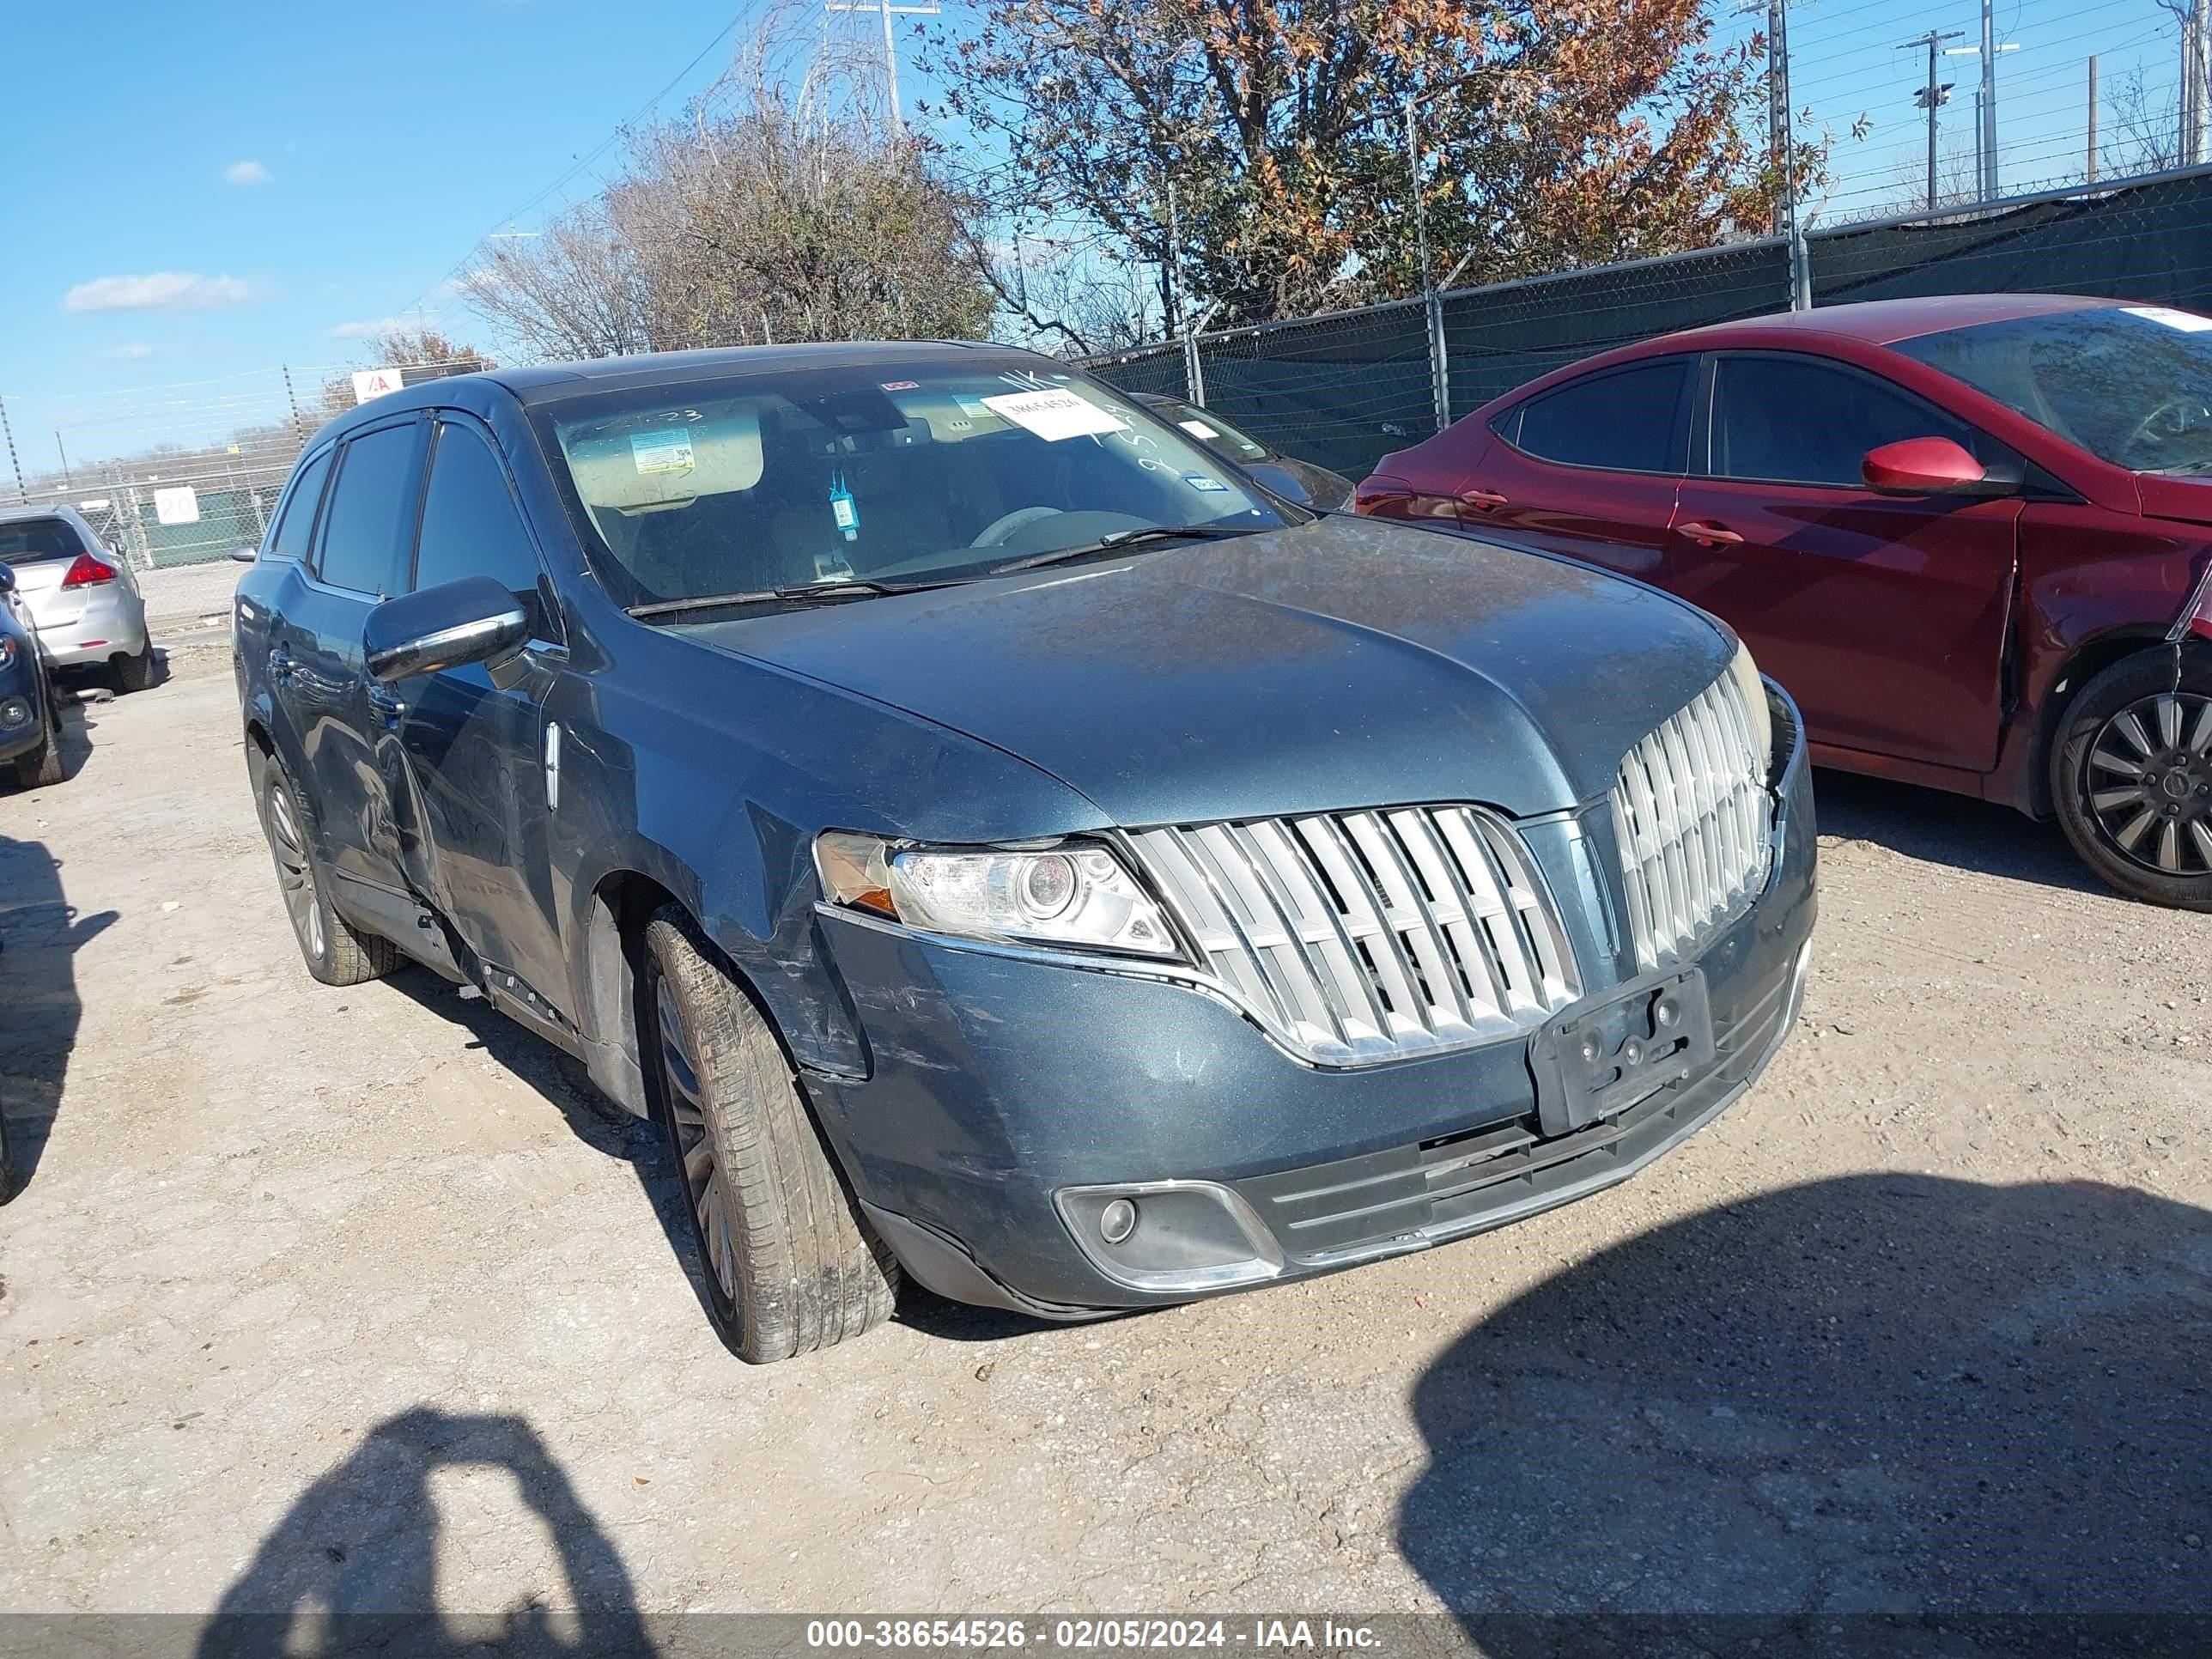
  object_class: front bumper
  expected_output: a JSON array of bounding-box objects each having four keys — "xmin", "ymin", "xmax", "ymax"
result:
[
  {"xmin": 809, "ymin": 700, "xmax": 1818, "ymax": 1316},
  {"xmin": 0, "ymin": 650, "xmax": 48, "ymax": 763}
]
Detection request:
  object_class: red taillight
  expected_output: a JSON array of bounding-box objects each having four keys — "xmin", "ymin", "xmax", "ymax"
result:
[{"xmin": 60, "ymin": 552, "xmax": 118, "ymax": 589}]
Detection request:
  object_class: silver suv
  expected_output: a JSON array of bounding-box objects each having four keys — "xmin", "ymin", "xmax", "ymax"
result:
[{"xmin": 0, "ymin": 505, "xmax": 154, "ymax": 690}]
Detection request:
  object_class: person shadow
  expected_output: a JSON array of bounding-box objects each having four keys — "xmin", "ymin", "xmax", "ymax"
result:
[
  {"xmin": 1400, "ymin": 1174, "xmax": 2212, "ymax": 1651},
  {"xmin": 195, "ymin": 1408, "xmax": 655, "ymax": 1658},
  {"xmin": 0, "ymin": 832, "xmax": 118, "ymax": 1201}
]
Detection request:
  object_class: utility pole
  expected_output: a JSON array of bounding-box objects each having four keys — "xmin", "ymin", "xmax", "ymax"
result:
[
  {"xmin": 1769, "ymin": 0, "xmax": 1811, "ymax": 308},
  {"xmin": 823, "ymin": 0, "xmax": 938, "ymax": 138},
  {"xmin": 54, "ymin": 432, "xmax": 72, "ymax": 491},
  {"xmin": 0, "ymin": 396, "xmax": 23, "ymax": 503},
  {"xmin": 1979, "ymin": 0, "xmax": 1997, "ymax": 197},
  {"xmin": 1900, "ymin": 30, "xmax": 1962, "ymax": 211},
  {"xmin": 2190, "ymin": 0, "xmax": 2210, "ymax": 167},
  {"xmin": 2088, "ymin": 56, "xmax": 2099, "ymax": 182},
  {"xmin": 1164, "ymin": 178, "xmax": 1184, "ymax": 339}
]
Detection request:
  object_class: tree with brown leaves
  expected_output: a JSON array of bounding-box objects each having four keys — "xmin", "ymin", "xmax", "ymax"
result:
[{"xmin": 927, "ymin": 0, "xmax": 1822, "ymax": 327}]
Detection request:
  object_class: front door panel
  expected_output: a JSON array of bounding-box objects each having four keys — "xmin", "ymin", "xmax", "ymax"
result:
[{"xmin": 1668, "ymin": 480, "xmax": 2021, "ymax": 771}]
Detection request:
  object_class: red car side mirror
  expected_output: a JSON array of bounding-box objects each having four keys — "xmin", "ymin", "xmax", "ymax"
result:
[{"xmin": 1862, "ymin": 436, "xmax": 1987, "ymax": 495}]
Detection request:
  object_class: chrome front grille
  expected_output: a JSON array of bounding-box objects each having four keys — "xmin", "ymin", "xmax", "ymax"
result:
[
  {"xmin": 1609, "ymin": 672, "xmax": 1774, "ymax": 971},
  {"xmin": 1128, "ymin": 806, "xmax": 1580, "ymax": 1067}
]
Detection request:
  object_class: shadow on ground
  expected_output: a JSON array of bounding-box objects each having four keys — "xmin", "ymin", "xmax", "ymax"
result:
[
  {"xmin": 0, "ymin": 831, "xmax": 117, "ymax": 1200},
  {"xmin": 1812, "ymin": 769, "xmax": 2099, "ymax": 896},
  {"xmin": 193, "ymin": 1408, "xmax": 654, "ymax": 1657},
  {"xmin": 381, "ymin": 963, "xmax": 1043, "ymax": 1348},
  {"xmin": 1401, "ymin": 1174, "xmax": 2212, "ymax": 1648}
]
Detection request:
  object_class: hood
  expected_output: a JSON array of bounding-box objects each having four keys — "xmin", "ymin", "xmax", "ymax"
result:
[
  {"xmin": 2136, "ymin": 472, "xmax": 2212, "ymax": 529},
  {"xmin": 680, "ymin": 516, "xmax": 1732, "ymax": 826}
]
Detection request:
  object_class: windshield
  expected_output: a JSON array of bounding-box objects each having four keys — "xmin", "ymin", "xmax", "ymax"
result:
[
  {"xmin": 1890, "ymin": 305, "xmax": 2212, "ymax": 473},
  {"xmin": 1151, "ymin": 399, "xmax": 1271, "ymax": 463},
  {"xmin": 538, "ymin": 360, "xmax": 1290, "ymax": 610}
]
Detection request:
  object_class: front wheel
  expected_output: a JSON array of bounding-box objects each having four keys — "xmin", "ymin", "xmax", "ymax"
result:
[
  {"xmin": 13, "ymin": 726, "xmax": 62, "ymax": 789},
  {"xmin": 252, "ymin": 749, "xmax": 399, "ymax": 984},
  {"xmin": 2051, "ymin": 648, "xmax": 2212, "ymax": 910},
  {"xmin": 643, "ymin": 906, "xmax": 898, "ymax": 1362}
]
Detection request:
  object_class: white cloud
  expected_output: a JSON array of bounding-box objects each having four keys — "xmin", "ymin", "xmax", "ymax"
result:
[
  {"xmin": 328, "ymin": 315, "xmax": 413, "ymax": 339},
  {"xmin": 100, "ymin": 343, "xmax": 155, "ymax": 361},
  {"xmin": 62, "ymin": 273, "xmax": 258, "ymax": 313},
  {"xmin": 223, "ymin": 159, "xmax": 272, "ymax": 185}
]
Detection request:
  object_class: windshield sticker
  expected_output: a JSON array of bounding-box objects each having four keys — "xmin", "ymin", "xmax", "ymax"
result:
[
  {"xmin": 980, "ymin": 388, "xmax": 1130, "ymax": 441},
  {"xmin": 1177, "ymin": 418, "xmax": 1221, "ymax": 440},
  {"xmin": 878, "ymin": 380, "xmax": 921, "ymax": 392},
  {"xmin": 629, "ymin": 427, "xmax": 696, "ymax": 476},
  {"xmin": 1183, "ymin": 473, "xmax": 1229, "ymax": 492},
  {"xmin": 2124, "ymin": 306, "xmax": 2212, "ymax": 332}
]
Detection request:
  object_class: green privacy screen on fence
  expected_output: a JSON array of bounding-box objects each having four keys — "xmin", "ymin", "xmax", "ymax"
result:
[{"xmin": 1084, "ymin": 167, "xmax": 2212, "ymax": 483}]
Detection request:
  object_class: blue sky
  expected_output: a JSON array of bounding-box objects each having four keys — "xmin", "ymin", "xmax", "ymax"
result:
[{"xmin": 0, "ymin": 0, "xmax": 2190, "ymax": 466}]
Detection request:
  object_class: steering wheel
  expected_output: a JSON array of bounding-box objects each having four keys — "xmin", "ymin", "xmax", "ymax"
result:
[
  {"xmin": 2123, "ymin": 397, "xmax": 2212, "ymax": 462},
  {"xmin": 970, "ymin": 507, "xmax": 1066, "ymax": 548}
]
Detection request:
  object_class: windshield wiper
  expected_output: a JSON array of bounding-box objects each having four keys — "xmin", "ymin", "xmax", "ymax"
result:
[
  {"xmin": 625, "ymin": 578, "xmax": 954, "ymax": 620},
  {"xmin": 988, "ymin": 523, "xmax": 1259, "ymax": 577}
]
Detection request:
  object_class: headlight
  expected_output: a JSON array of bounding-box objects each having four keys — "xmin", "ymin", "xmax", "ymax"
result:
[
  {"xmin": 0, "ymin": 635, "xmax": 14, "ymax": 671},
  {"xmin": 1726, "ymin": 637, "xmax": 1774, "ymax": 772},
  {"xmin": 815, "ymin": 831, "xmax": 1182, "ymax": 959}
]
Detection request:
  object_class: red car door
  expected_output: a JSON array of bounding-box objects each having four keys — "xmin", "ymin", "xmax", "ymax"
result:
[
  {"xmin": 1458, "ymin": 356, "xmax": 1693, "ymax": 582},
  {"xmin": 1668, "ymin": 351, "xmax": 2022, "ymax": 775}
]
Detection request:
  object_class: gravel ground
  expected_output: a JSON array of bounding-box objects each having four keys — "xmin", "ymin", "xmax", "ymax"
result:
[{"xmin": 0, "ymin": 641, "xmax": 2207, "ymax": 1648}]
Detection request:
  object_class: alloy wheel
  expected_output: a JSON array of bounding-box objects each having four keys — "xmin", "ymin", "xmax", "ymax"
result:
[
  {"xmin": 264, "ymin": 781, "xmax": 326, "ymax": 959},
  {"xmin": 658, "ymin": 977, "xmax": 740, "ymax": 1306},
  {"xmin": 2083, "ymin": 690, "xmax": 2212, "ymax": 876}
]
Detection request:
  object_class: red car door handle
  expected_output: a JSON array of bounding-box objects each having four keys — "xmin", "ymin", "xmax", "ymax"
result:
[
  {"xmin": 1460, "ymin": 488, "xmax": 1509, "ymax": 511},
  {"xmin": 1678, "ymin": 521, "xmax": 1745, "ymax": 546}
]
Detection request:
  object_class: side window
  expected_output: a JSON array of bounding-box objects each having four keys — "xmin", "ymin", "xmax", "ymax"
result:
[
  {"xmin": 1508, "ymin": 360, "xmax": 1690, "ymax": 474},
  {"xmin": 1710, "ymin": 356, "xmax": 1983, "ymax": 488},
  {"xmin": 413, "ymin": 421, "xmax": 557, "ymax": 640},
  {"xmin": 266, "ymin": 448, "xmax": 332, "ymax": 562},
  {"xmin": 314, "ymin": 423, "xmax": 423, "ymax": 598}
]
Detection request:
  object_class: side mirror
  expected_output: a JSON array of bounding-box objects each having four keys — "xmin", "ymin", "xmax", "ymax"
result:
[
  {"xmin": 229, "ymin": 546, "xmax": 258, "ymax": 564},
  {"xmin": 1244, "ymin": 461, "xmax": 1313, "ymax": 508},
  {"xmin": 1862, "ymin": 436, "xmax": 1987, "ymax": 495},
  {"xmin": 364, "ymin": 576, "xmax": 529, "ymax": 683},
  {"xmin": 0, "ymin": 562, "xmax": 15, "ymax": 594}
]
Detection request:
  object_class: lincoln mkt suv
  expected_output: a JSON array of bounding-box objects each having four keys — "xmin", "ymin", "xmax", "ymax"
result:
[{"xmin": 234, "ymin": 343, "xmax": 1816, "ymax": 1362}]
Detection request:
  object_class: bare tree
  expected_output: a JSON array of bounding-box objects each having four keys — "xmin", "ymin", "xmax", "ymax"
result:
[{"xmin": 463, "ymin": 10, "xmax": 993, "ymax": 360}]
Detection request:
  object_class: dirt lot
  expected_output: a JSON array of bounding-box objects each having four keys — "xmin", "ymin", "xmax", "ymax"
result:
[{"xmin": 1, "ymin": 640, "xmax": 2208, "ymax": 1644}]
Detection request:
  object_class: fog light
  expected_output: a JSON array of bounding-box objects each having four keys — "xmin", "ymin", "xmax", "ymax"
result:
[
  {"xmin": 1055, "ymin": 1180, "xmax": 1284, "ymax": 1293},
  {"xmin": 0, "ymin": 697, "xmax": 29, "ymax": 730}
]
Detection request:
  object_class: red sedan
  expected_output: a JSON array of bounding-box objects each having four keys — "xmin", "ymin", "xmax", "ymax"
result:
[{"xmin": 1357, "ymin": 293, "xmax": 2212, "ymax": 908}]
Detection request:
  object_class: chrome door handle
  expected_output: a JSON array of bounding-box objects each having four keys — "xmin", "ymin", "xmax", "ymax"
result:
[
  {"xmin": 268, "ymin": 647, "xmax": 295, "ymax": 684},
  {"xmin": 1677, "ymin": 521, "xmax": 1745, "ymax": 547},
  {"xmin": 366, "ymin": 684, "xmax": 406, "ymax": 726},
  {"xmin": 1460, "ymin": 488, "xmax": 1509, "ymax": 511}
]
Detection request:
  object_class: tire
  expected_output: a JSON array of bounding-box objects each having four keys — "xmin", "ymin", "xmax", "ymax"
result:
[
  {"xmin": 114, "ymin": 643, "xmax": 156, "ymax": 693},
  {"xmin": 2050, "ymin": 646, "xmax": 2212, "ymax": 910},
  {"xmin": 13, "ymin": 726, "xmax": 62, "ymax": 790},
  {"xmin": 643, "ymin": 904, "xmax": 898, "ymax": 1362},
  {"xmin": 252, "ymin": 748, "xmax": 400, "ymax": 985}
]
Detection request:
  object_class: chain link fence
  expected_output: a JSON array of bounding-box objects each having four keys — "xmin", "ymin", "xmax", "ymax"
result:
[{"xmin": 1084, "ymin": 164, "xmax": 2212, "ymax": 479}]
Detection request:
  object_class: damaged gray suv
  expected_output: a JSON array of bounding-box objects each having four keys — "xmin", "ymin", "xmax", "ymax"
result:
[{"xmin": 234, "ymin": 343, "xmax": 1816, "ymax": 1361}]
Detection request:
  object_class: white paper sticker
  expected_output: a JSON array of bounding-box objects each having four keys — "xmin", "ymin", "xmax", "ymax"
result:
[
  {"xmin": 630, "ymin": 427, "xmax": 696, "ymax": 476},
  {"xmin": 1177, "ymin": 418, "xmax": 1220, "ymax": 440},
  {"xmin": 1183, "ymin": 473, "xmax": 1229, "ymax": 492},
  {"xmin": 979, "ymin": 388, "xmax": 1130, "ymax": 442},
  {"xmin": 2124, "ymin": 306, "xmax": 2212, "ymax": 332}
]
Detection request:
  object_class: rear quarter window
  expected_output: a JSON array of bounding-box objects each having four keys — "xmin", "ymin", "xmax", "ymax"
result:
[{"xmin": 1499, "ymin": 359, "xmax": 1692, "ymax": 474}]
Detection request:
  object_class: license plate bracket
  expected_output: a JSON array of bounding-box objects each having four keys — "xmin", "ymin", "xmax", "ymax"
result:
[{"xmin": 1528, "ymin": 970, "xmax": 1715, "ymax": 1137}]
